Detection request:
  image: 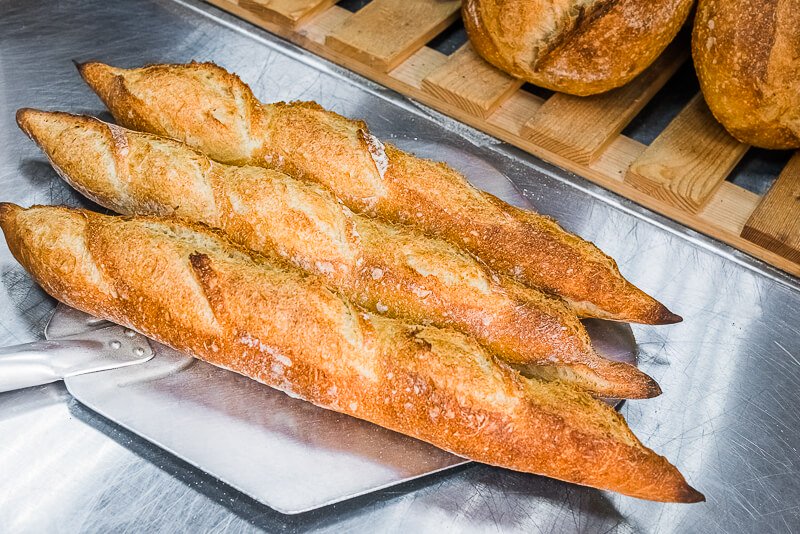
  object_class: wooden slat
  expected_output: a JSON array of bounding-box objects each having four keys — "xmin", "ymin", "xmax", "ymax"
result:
[
  {"xmin": 390, "ymin": 46, "xmax": 448, "ymax": 89},
  {"xmin": 296, "ymin": 4, "xmax": 350, "ymax": 44},
  {"xmin": 625, "ymin": 93, "xmax": 749, "ymax": 214},
  {"xmin": 420, "ymin": 43, "xmax": 524, "ymax": 119},
  {"xmin": 486, "ymin": 90, "xmax": 544, "ymax": 134},
  {"xmin": 699, "ymin": 182, "xmax": 760, "ymax": 236},
  {"xmin": 522, "ymin": 41, "xmax": 687, "ymax": 165},
  {"xmin": 325, "ymin": 0, "xmax": 460, "ymax": 72},
  {"xmin": 741, "ymin": 153, "xmax": 800, "ymax": 262},
  {"xmin": 238, "ymin": 0, "xmax": 337, "ymax": 28}
]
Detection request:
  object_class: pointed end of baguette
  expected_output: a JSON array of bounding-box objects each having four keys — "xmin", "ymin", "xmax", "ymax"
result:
[
  {"xmin": 679, "ymin": 484, "xmax": 706, "ymax": 503},
  {"xmin": 0, "ymin": 203, "xmax": 22, "ymax": 247},
  {"xmin": 74, "ymin": 60, "xmax": 99, "ymax": 79},
  {"xmin": 15, "ymin": 108, "xmax": 100, "ymax": 146},
  {"xmin": 76, "ymin": 61, "xmax": 121, "ymax": 104},
  {"xmin": 593, "ymin": 360, "xmax": 662, "ymax": 399},
  {"xmin": 650, "ymin": 302, "xmax": 683, "ymax": 325},
  {"xmin": 74, "ymin": 59, "xmax": 93, "ymax": 80},
  {"xmin": 618, "ymin": 296, "xmax": 682, "ymax": 325},
  {"xmin": 661, "ymin": 311, "xmax": 683, "ymax": 325},
  {"xmin": 612, "ymin": 446, "xmax": 705, "ymax": 503},
  {"xmin": 15, "ymin": 108, "xmax": 76, "ymax": 144},
  {"xmin": 588, "ymin": 356, "xmax": 662, "ymax": 399},
  {"xmin": 15, "ymin": 107, "xmax": 39, "ymax": 137},
  {"xmin": 622, "ymin": 363, "xmax": 662, "ymax": 399},
  {"xmin": 629, "ymin": 470, "xmax": 705, "ymax": 503},
  {"xmin": 519, "ymin": 358, "xmax": 662, "ymax": 400},
  {"xmin": 0, "ymin": 202, "xmax": 21, "ymax": 226}
]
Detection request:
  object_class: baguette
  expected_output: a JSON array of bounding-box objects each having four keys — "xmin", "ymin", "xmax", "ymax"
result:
[
  {"xmin": 17, "ymin": 108, "xmax": 659, "ymax": 399},
  {"xmin": 462, "ymin": 0, "xmax": 694, "ymax": 96},
  {"xmin": 77, "ymin": 61, "xmax": 681, "ymax": 325},
  {"xmin": 0, "ymin": 203, "xmax": 703, "ymax": 502},
  {"xmin": 692, "ymin": 0, "xmax": 800, "ymax": 149}
]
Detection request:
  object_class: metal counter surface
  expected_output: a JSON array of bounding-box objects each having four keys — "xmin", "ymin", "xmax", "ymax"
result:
[{"xmin": 1, "ymin": 1, "xmax": 798, "ymax": 532}]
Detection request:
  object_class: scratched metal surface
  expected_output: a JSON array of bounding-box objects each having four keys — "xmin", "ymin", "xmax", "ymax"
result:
[{"xmin": 1, "ymin": 0, "xmax": 799, "ymax": 532}]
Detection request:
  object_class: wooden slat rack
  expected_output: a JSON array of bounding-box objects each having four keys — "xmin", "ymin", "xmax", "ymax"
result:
[{"xmin": 208, "ymin": 0, "xmax": 800, "ymax": 279}]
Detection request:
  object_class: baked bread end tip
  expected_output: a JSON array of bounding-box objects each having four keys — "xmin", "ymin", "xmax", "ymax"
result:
[
  {"xmin": 648, "ymin": 302, "xmax": 682, "ymax": 325},
  {"xmin": 0, "ymin": 202, "xmax": 21, "ymax": 228}
]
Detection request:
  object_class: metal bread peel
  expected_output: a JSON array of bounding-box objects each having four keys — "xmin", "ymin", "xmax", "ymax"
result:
[
  {"xmin": 0, "ymin": 303, "xmax": 469, "ymax": 514},
  {"xmin": 0, "ymin": 305, "xmax": 154, "ymax": 393}
]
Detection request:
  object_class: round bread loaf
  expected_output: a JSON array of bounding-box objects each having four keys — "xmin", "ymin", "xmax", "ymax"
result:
[
  {"xmin": 693, "ymin": 0, "xmax": 800, "ymax": 149},
  {"xmin": 462, "ymin": 0, "xmax": 694, "ymax": 96}
]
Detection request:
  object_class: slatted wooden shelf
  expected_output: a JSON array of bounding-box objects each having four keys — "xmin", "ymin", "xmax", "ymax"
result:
[{"xmin": 207, "ymin": 0, "xmax": 800, "ymax": 279}]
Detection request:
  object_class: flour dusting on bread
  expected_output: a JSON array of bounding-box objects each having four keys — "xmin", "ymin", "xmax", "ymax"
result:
[{"xmin": 360, "ymin": 129, "xmax": 388, "ymax": 179}]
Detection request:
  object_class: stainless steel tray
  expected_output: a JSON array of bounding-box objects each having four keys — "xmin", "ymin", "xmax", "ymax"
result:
[{"xmin": 1, "ymin": 0, "xmax": 799, "ymax": 532}]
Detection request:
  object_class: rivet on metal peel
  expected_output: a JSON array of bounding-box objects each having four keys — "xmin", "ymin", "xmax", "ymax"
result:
[
  {"xmin": 110, "ymin": 340, "xmax": 122, "ymax": 349},
  {"xmin": 134, "ymin": 347, "xmax": 145, "ymax": 356},
  {"xmin": 124, "ymin": 329, "xmax": 136, "ymax": 337}
]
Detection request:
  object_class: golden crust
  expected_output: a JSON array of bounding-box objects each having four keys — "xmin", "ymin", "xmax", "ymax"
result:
[
  {"xmin": 692, "ymin": 0, "xmax": 800, "ymax": 149},
  {"xmin": 17, "ymin": 108, "xmax": 659, "ymax": 399},
  {"xmin": 462, "ymin": 0, "xmax": 694, "ymax": 96},
  {"xmin": 77, "ymin": 61, "xmax": 680, "ymax": 325},
  {"xmin": 0, "ymin": 203, "xmax": 703, "ymax": 502}
]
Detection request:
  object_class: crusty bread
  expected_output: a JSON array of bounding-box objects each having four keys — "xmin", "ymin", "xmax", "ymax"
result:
[
  {"xmin": 693, "ymin": 0, "xmax": 800, "ymax": 149},
  {"xmin": 462, "ymin": 0, "xmax": 694, "ymax": 96},
  {"xmin": 78, "ymin": 61, "xmax": 680, "ymax": 325},
  {"xmin": 17, "ymin": 108, "xmax": 659, "ymax": 399},
  {"xmin": 0, "ymin": 203, "xmax": 703, "ymax": 502}
]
